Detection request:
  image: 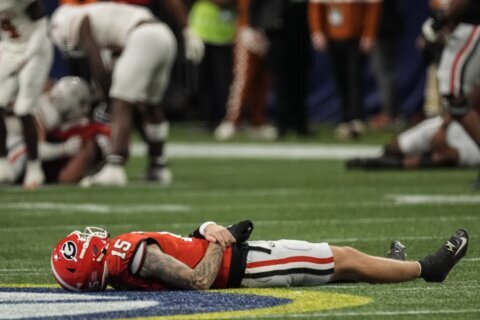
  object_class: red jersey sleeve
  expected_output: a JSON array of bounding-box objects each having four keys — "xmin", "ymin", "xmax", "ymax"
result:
[{"xmin": 105, "ymin": 232, "xmax": 233, "ymax": 291}]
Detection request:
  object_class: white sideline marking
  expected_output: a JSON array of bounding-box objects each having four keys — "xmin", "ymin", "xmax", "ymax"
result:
[
  {"xmin": 1, "ymin": 202, "xmax": 190, "ymax": 214},
  {"xmin": 390, "ymin": 194, "xmax": 480, "ymax": 204},
  {"xmin": 131, "ymin": 142, "xmax": 382, "ymax": 160}
]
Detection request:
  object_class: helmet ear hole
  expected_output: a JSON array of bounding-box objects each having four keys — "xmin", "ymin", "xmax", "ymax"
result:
[{"xmin": 67, "ymin": 268, "xmax": 75, "ymax": 273}]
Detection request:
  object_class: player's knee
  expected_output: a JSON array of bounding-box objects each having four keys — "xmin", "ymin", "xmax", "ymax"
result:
[{"xmin": 332, "ymin": 246, "xmax": 361, "ymax": 273}]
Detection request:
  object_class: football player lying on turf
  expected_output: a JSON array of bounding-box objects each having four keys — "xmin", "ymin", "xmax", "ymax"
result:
[{"xmin": 51, "ymin": 220, "xmax": 469, "ymax": 291}]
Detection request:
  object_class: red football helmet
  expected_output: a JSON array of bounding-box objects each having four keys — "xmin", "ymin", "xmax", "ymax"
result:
[{"xmin": 51, "ymin": 227, "xmax": 110, "ymax": 292}]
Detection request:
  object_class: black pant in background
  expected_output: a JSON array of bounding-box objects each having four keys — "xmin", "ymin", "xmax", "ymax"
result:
[
  {"xmin": 266, "ymin": 2, "xmax": 312, "ymax": 137},
  {"xmin": 198, "ymin": 44, "xmax": 233, "ymax": 129},
  {"xmin": 328, "ymin": 39, "xmax": 365, "ymax": 122}
]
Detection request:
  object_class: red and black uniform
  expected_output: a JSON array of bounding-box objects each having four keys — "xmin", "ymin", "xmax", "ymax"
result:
[{"xmin": 105, "ymin": 232, "xmax": 246, "ymax": 290}]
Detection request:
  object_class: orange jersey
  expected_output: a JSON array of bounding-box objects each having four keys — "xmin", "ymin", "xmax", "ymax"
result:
[
  {"xmin": 308, "ymin": 0, "xmax": 382, "ymax": 40},
  {"xmin": 105, "ymin": 232, "xmax": 234, "ymax": 290}
]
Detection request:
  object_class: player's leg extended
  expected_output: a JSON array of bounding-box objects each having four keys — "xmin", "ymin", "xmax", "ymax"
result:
[
  {"xmin": 330, "ymin": 246, "xmax": 420, "ymax": 283},
  {"xmin": 331, "ymin": 229, "xmax": 469, "ymax": 283}
]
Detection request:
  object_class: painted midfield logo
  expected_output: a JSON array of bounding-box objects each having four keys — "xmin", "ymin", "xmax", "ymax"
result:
[{"xmin": 0, "ymin": 287, "xmax": 370, "ymax": 319}]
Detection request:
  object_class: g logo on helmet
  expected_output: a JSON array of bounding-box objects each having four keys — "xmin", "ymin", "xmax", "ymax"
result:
[{"xmin": 61, "ymin": 241, "xmax": 77, "ymax": 260}]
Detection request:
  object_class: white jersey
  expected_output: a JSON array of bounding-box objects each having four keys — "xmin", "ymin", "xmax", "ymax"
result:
[
  {"xmin": 6, "ymin": 94, "xmax": 60, "ymax": 137},
  {"xmin": 0, "ymin": 0, "xmax": 39, "ymax": 44},
  {"xmin": 62, "ymin": 3, "xmax": 156, "ymax": 51}
]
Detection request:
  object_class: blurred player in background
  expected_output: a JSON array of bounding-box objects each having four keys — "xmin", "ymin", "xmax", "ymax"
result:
[
  {"xmin": 0, "ymin": 0, "xmax": 53, "ymax": 188},
  {"xmin": 50, "ymin": 2, "xmax": 177, "ymax": 187},
  {"xmin": 346, "ymin": 0, "xmax": 480, "ymax": 171},
  {"xmin": 6, "ymin": 76, "xmax": 110, "ymax": 184}
]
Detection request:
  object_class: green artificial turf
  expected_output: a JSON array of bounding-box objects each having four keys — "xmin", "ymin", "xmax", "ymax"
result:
[{"xmin": 0, "ymin": 124, "xmax": 479, "ymax": 319}]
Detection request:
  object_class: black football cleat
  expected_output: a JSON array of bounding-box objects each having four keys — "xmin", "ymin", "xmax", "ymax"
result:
[
  {"xmin": 387, "ymin": 240, "xmax": 406, "ymax": 261},
  {"xmin": 419, "ymin": 229, "xmax": 469, "ymax": 282}
]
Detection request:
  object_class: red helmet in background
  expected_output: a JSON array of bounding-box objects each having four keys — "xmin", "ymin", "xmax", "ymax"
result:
[{"xmin": 51, "ymin": 227, "xmax": 110, "ymax": 292}]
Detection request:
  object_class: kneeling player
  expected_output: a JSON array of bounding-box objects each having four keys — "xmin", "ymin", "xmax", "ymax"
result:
[
  {"xmin": 51, "ymin": 221, "xmax": 468, "ymax": 291},
  {"xmin": 6, "ymin": 77, "xmax": 110, "ymax": 184},
  {"xmin": 346, "ymin": 113, "xmax": 480, "ymax": 170}
]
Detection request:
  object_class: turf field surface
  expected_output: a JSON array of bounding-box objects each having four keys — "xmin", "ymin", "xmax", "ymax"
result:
[{"xmin": 0, "ymin": 138, "xmax": 479, "ymax": 319}]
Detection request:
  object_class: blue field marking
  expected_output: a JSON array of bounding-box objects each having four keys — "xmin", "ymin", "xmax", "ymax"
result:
[{"xmin": 0, "ymin": 287, "xmax": 291, "ymax": 319}]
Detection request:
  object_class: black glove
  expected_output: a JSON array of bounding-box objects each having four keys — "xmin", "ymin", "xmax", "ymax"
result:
[{"xmin": 226, "ymin": 220, "xmax": 254, "ymax": 243}]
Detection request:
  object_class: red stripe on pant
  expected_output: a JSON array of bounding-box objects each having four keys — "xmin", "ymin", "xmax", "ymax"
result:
[
  {"xmin": 450, "ymin": 26, "xmax": 480, "ymax": 96},
  {"xmin": 246, "ymin": 256, "xmax": 334, "ymax": 269}
]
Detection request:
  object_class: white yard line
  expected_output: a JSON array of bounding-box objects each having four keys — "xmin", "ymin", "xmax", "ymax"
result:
[
  {"xmin": 0, "ymin": 215, "xmax": 477, "ymax": 232},
  {"xmin": 390, "ymin": 194, "xmax": 480, "ymax": 204},
  {"xmin": 3, "ymin": 198, "xmax": 480, "ymax": 217},
  {"xmin": 131, "ymin": 142, "xmax": 382, "ymax": 160},
  {"xmin": 0, "ymin": 203, "xmax": 190, "ymax": 214}
]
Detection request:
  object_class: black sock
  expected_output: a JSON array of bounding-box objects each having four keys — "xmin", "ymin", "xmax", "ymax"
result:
[{"xmin": 418, "ymin": 252, "xmax": 453, "ymax": 282}]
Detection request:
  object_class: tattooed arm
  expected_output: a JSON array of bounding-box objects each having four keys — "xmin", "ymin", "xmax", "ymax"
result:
[{"xmin": 139, "ymin": 243, "xmax": 224, "ymax": 290}]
